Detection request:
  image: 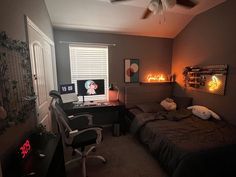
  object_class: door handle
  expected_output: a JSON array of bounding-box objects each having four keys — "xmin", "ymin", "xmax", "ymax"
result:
[{"xmin": 33, "ymin": 74, "xmax": 37, "ymax": 80}]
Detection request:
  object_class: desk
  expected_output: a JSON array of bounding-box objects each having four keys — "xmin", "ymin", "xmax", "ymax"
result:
[
  {"xmin": 1, "ymin": 134, "xmax": 66, "ymax": 177},
  {"xmin": 61, "ymin": 101, "xmax": 126, "ymax": 134}
]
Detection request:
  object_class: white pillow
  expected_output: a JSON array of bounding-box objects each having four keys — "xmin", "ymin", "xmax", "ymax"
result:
[
  {"xmin": 187, "ymin": 105, "xmax": 221, "ymax": 120},
  {"xmin": 160, "ymin": 98, "xmax": 177, "ymax": 111}
]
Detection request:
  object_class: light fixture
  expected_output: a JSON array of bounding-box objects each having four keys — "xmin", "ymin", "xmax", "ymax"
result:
[
  {"xmin": 208, "ymin": 75, "xmax": 221, "ymax": 92},
  {"xmin": 109, "ymin": 83, "xmax": 120, "ymax": 101},
  {"xmin": 148, "ymin": 0, "xmax": 176, "ymax": 15},
  {"xmin": 146, "ymin": 73, "xmax": 167, "ymax": 82}
]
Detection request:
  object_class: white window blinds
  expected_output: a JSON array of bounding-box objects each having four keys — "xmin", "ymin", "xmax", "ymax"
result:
[{"xmin": 69, "ymin": 45, "xmax": 109, "ymax": 101}]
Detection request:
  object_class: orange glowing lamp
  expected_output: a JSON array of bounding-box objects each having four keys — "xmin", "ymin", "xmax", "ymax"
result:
[
  {"xmin": 208, "ymin": 75, "xmax": 221, "ymax": 92},
  {"xmin": 147, "ymin": 74, "xmax": 166, "ymax": 82}
]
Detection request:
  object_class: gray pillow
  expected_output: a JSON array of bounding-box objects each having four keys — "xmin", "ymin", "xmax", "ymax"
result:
[
  {"xmin": 136, "ymin": 102, "xmax": 165, "ymax": 113},
  {"xmin": 172, "ymin": 96, "xmax": 193, "ymax": 109}
]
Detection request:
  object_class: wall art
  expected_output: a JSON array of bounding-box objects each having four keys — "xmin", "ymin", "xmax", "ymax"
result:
[
  {"xmin": 183, "ymin": 64, "xmax": 228, "ymax": 95},
  {"xmin": 124, "ymin": 59, "xmax": 139, "ymax": 83}
]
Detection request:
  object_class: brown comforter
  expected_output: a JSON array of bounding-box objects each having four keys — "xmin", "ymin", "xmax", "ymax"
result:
[{"xmin": 130, "ymin": 111, "xmax": 236, "ymax": 177}]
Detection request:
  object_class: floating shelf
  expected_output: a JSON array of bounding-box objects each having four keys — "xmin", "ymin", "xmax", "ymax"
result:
[
  {"xmin": 189, "ymin": 77, "xmax": 201, "ymax": 79},
  {"xmin": 188, "ymin": 82, "xmax": 200, "ymax": 85},
  {"xmin": 140, "ymin": 81, "xmax": 174, "ymax": 84}
]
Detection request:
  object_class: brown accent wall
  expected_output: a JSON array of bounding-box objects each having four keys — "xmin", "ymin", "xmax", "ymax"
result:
[
  {"xmin": 54, "ymin": 30, "xmax": 173, "ymax": 102},
  {"xmin": 172, "ymin": 0, "xmax": 236, "ymax": 125}
]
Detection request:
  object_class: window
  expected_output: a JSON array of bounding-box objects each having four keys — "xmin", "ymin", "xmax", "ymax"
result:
[{"xmin": 69, "ymin": 44, "xmax": 109, "ymax": 101}]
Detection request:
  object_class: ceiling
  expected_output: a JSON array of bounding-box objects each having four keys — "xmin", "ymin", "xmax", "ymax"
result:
[{"xmin": 45, "ymin": 0, "xmax": 226, "ymax": 38}]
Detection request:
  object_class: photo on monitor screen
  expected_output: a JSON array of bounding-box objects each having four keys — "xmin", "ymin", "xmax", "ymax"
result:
[{"xmin": 77, "ymin": 79, "xmax": 105, "ymax": 96}]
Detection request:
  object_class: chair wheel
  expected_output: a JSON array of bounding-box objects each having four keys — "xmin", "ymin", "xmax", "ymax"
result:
[
  {"xmin": 102, "ymin": 159, "xmax": 107, "ymax": 164},
  {"xmin": 92, "ymin": 148, "xmax": 96, "ymax": 152}
]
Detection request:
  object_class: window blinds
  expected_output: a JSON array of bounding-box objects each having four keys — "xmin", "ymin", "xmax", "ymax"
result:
[{"xmin": 69, "ymin": 45, "xmax": 109, "ymax": 101}]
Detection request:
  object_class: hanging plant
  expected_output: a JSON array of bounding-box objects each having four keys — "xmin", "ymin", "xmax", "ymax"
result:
[{"xmin": 0, "ymin": 31, "xmax": 35, "ymax": 132}]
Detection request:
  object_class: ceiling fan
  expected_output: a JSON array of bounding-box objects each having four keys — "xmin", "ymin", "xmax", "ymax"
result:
[{"xmin": 110, "ymin": 0, "xmax": 198, "ymax": 19}]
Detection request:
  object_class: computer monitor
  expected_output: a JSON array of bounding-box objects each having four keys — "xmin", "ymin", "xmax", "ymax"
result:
[
  {"xmin": 77, "ymin": 79, "xmax": 105, "ymax": 100},
  {"xmin": 60, "ymin": 83, "xmax": 76, "ymax": 94}
]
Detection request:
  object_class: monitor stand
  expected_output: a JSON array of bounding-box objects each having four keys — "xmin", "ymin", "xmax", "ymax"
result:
[{"xmin": 82, "ymin": 95, "xmax": 85, "ymax": 103}]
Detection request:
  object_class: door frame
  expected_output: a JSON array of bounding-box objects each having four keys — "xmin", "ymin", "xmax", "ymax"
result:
[{"xmin": 25, "ymin": 16, "xmax": 57, "ymax": 130}]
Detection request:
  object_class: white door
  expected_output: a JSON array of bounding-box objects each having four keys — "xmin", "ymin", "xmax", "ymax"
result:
[{"xmin": 27, "ymin": 19, "xmax": 56, "ymax": 131}]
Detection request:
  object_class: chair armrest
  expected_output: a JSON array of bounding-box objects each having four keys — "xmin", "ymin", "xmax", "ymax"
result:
[
  {"xmin": 78, "ymin": 126, "xmax": 103, "ymax": 134},
  {"xmin": 69, "ymin": 126, "xmax": 103, "ymax": 144},
  {"xmin": 68, "ymin": 113, "xmax": 93, "ymax": 125},
  {"xmin": 69, "ymin": 130, "xmax": 79, "ymax": 137}
]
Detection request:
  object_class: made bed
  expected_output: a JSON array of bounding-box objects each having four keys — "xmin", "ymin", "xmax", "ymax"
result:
[{"xmin": 125, "ymin": 84, "xmax": 236, "ymax": 177}]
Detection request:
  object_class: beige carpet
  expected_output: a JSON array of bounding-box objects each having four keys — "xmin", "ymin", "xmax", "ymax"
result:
[{"xmin": 64, "ymin": 128, "xmax": 168, "ymax": 177}]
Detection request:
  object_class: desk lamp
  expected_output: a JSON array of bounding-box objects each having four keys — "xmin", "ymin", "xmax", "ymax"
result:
[{"xmin": 109, "ymin": 83, "xmax": 119, "ymax": 101}]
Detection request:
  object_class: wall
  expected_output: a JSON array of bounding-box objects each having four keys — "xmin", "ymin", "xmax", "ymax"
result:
[
  {"xmin": 172, "ymin": 0, "xmax": 236, "ymax": 125},
  {"xmin": 0, "ymin": 0, "xmax": 53, "ymax": 157},
  {"xmin": 0, "ymin": 0, "xmax": 53, "ymax": 41},
  {"xmin": 54, "ymin": 29, "xmax": 173, "ymax": 102}
]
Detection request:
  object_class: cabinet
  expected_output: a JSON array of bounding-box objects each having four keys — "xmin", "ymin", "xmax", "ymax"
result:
[{"xmin": 1, "ymin": 134, "xmax": 66, "ymax": 177}]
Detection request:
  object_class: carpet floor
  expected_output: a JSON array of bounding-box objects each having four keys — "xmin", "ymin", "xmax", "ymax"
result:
[{"xmin": 64, "ymin": 128, "xmax": 168, "ymax": 177}]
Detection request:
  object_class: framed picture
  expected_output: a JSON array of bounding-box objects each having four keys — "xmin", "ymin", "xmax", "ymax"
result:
[{"xmin": 124, "ymin": 59, "xmax": 139, "ymax": 83}]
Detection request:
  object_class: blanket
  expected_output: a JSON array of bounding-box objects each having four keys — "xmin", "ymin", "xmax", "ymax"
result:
[{"xmin": 130, "ymin": 109, "xmax": 192, "ymax": 134}]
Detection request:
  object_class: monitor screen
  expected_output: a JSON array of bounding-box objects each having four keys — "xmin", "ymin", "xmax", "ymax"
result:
[
  {"xmin": 77, "ymin": 79, "xmax": 105, "ymax": 96},
  {"xmin": 59, "ymin": 83, "xmax": 76, "ymax": 94}
]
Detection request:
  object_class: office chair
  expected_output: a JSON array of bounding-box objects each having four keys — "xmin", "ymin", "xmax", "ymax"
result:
[
  {"xmin": 49, "ymin": 91, "xmax": 106, "ymax": 177},
  {"xmin": 49, "ymin": 90, "xmax": 93, "ymax": 128},
  {"xmin": 49, "ymin": 90, "xmax": 63, "ymax": 104}
]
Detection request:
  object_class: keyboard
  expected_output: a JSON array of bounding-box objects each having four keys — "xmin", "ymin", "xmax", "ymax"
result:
[{"xmin": 83, "ymin": 103, "xmax": 97, "ymax": 107}]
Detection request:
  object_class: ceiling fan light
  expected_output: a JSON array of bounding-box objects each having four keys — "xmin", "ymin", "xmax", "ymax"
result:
[
  {"xmin": 163, "ymin": 0, "xmax": 176, "ymax": 8},
  {"xmin": 148, "ymin": 0, "xmax": 159, "ymax": 13}
]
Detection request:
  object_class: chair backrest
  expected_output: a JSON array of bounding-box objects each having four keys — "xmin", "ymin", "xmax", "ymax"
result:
[
  {"xmin": 49, "ymin": 90, "xmax": 63, "ymax": 104},
  {"xmin": 51, "ymin": 99, "xmax": 74, "ymax": 146},
  {"xmin": 49, "ymin": 90, "xmax": 63, "ymax": 133}
]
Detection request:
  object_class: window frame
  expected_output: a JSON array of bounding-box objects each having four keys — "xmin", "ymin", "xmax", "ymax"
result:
[{"xmin": 69, "ymin": 44, "xmax": 109, "ymax": 101}]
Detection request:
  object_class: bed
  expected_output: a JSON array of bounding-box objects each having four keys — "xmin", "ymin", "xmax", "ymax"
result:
[{"xmin": 125, "ymin": 85, "xmax": 236, "ymax": 177}]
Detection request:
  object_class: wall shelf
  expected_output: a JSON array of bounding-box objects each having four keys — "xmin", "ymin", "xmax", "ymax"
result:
[
  {"xmin": 139, "ymin": 81, "xmax": 174, "ymax": 85},
  {"xmin": 184, "ymin": 64, "xmax": 228, "ymax": 95}
]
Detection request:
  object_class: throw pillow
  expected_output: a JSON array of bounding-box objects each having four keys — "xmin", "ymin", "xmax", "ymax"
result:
[
  {"xmin": 187, "ymin": 105, "xmax": 221, "ymax": 120},
  {"xmin": 160, "ymin": 98, "xmax": 177, "ymax": 111}
]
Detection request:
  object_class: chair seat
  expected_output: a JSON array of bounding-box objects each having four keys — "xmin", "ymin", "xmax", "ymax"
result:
[{"xmin": 72, "ymin": 130, "xmax": 97, "ymax": 148}]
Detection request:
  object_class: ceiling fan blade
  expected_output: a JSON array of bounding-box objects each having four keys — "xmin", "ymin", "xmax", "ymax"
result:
[
  {"xmin": 110, "ymin": 0, "xmax": 130, "ymax": 3},
  {"xmin": 142, "ymin": 8, "xmax": 153, "ymax": 19},
  {"xmin": 176, "ymin": 0, "xmax": 198, "ymax": 8}
]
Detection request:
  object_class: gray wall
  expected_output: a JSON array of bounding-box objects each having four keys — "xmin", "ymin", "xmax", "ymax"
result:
[
  {"xmin": 172, "ymin": 0, "xmax": 236, "ymax": 125},
  {"xmin": 0, "ymin": 0, "xmax": 53, "ymax": 156},
  {"xmin": 54, "ymin": 30, "xmax": 173, "ymax": 102},
  {"xmin": 0, "ymin": 0, "xmax": 53, "ymax": 41}
]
